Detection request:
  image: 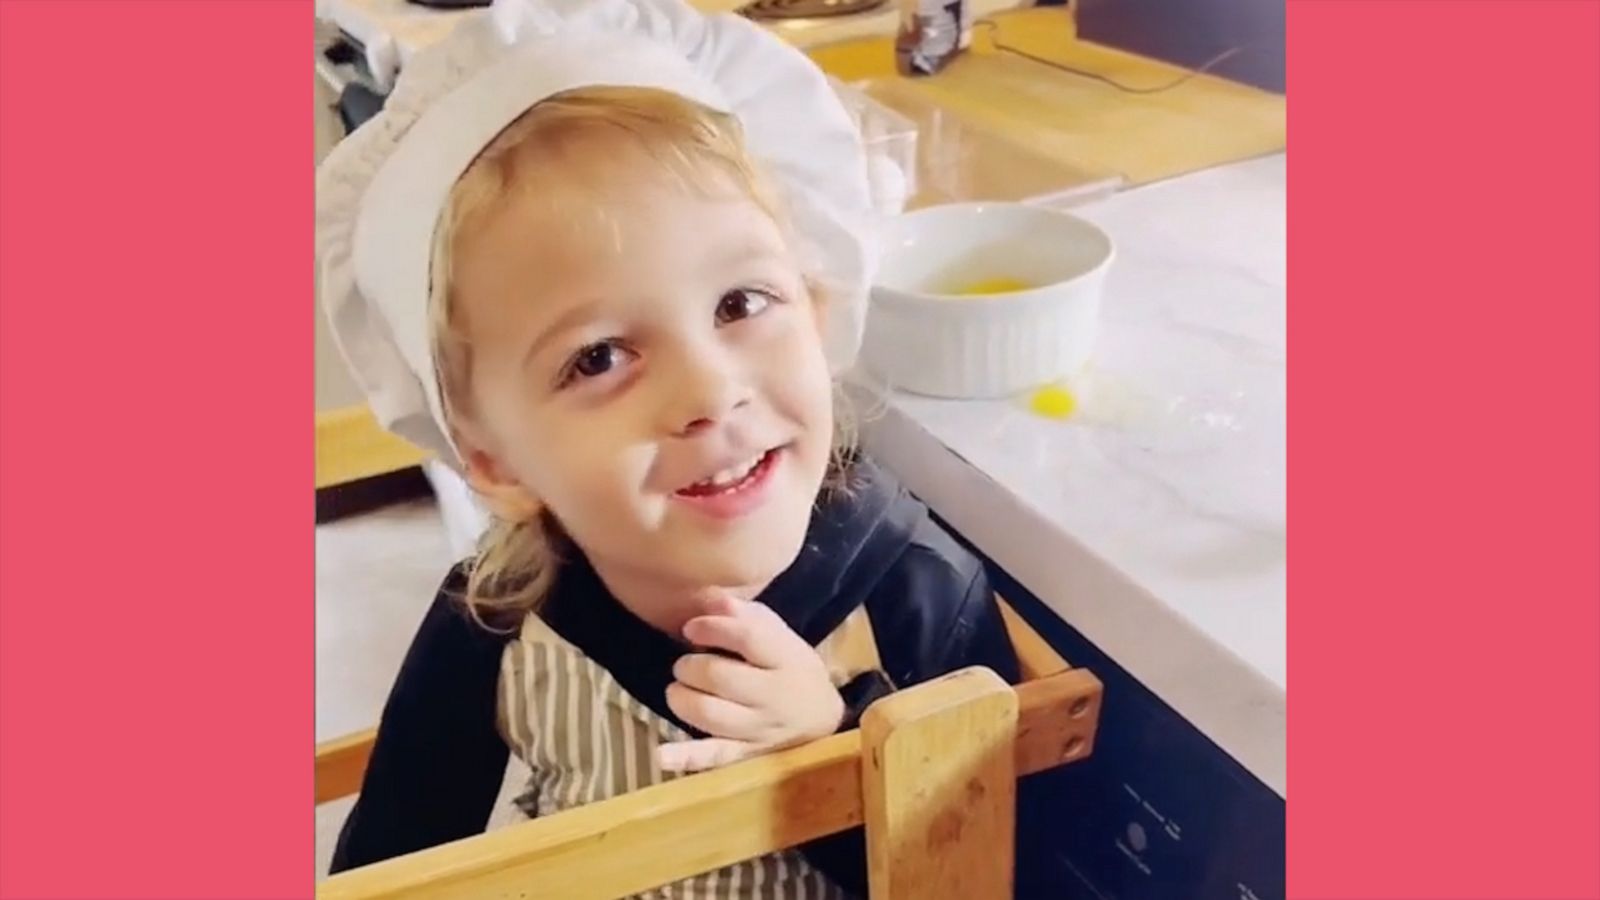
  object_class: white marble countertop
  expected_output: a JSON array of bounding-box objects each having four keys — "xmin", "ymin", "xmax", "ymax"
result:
[{"xmin": 860, "ymin": 154, "xmax": 1286, "ymax": 795}]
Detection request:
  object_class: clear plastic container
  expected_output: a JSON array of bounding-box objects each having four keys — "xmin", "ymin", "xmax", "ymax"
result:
[
  {"xmin": 830, "ymin": 77, "xmax": 921, "ymax": 212},
  {"xmin": 854, "ymin": 77, "xmax": 1125, "ymax": 210}
]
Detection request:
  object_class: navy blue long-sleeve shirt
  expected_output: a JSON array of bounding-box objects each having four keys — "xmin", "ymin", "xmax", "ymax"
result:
[{"xmin": 331, "ymin": 458, "xmax": 1037, "ymax": 895}]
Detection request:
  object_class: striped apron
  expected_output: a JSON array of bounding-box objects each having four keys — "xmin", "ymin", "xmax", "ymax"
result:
[{"xmin": 497, "ymin": 608, "xmax": 882, "ymax": 900}]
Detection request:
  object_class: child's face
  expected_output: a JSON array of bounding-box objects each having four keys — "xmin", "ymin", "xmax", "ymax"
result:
[{"xmin": 454, "ymin": 155, "xmax": 834, "ymax": 596}]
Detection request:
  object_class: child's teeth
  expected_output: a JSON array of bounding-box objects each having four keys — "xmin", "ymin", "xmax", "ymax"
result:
[
  {"xmin": 707, "ymin": 454, "xmax": 762, "ymax": 488},
  {"xmin": 680, "ymin": 452, "xmax": 770, "ymax": 494}
]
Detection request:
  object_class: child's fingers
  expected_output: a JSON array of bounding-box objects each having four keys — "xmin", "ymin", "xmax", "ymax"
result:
[
  {"xmin": 656, "ymin": 737, "xmax": 757, "ymax": 773},
  {"xmin": 699, "ymin": 591, "xmax": 743, "ymax": 617},
  {"xmin": 672, "ymin": 652, "xmax": 770, "ymax": 707},
  {"xmin": 682, "ymin": 603, "xmax": 804, "ymax": 669},
  {"xmin": 681, "ymin": 615, "xmax": 779, "ymax": 668},
  {"xmin": 665, "ymin": 681, "xmax": 764, "ymax": 739}
]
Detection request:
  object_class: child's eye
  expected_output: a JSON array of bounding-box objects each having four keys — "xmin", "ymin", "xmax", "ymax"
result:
[
  {"xmin": 558, "ymin": 340, "xmax": 633, "ymax": 387},
  {"xmin": 715, "ymin": 288, "xmax": 776, "ymax": 325}
]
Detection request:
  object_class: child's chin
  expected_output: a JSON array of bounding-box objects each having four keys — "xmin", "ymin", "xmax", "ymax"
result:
[{"xmin": 688, "ymin": 527, "xmax": 806, "ymax": 589}]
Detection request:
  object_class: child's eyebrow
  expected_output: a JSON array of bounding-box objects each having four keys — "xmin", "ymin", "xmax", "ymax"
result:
[
  {"xmin": 520, "ymin": 302, "xmax": 598, "ymax": 370},
  {"xmin": 706, "ymin": 234, "xmax": 787, "ymax": 273}
]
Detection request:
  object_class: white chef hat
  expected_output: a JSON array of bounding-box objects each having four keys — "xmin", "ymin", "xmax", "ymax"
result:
[{"xmin": 316, "ymin": 0, "xmax": 879, "ymax": 466}]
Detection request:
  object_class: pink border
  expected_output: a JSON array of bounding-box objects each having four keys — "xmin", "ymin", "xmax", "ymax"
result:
[
  {"xmin": 1, "ymin": 1, "xmax": 313, "ymax": 897},
  {"xmin": 1, "ymin": 0, "xmax": 1597, "ymax": 898},
  {"xmin": 1288, "ymin": 1, "xmax": 1599, "ymax": 897}
]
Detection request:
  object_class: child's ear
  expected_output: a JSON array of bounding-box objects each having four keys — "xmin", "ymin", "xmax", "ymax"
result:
[{"xmin": 458, "ymin": 439, "xmax": 542, "ymax": 523}]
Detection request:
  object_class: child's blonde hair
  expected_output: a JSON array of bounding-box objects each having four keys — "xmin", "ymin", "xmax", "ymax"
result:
[{"xmin": 428, "ymin": 86, "xmax": 856, "ymax": 630}]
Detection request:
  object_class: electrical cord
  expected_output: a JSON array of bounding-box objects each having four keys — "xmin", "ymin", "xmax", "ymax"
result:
[{"xmin": 973, "ymin": 18, "xmax": 1278, "ymax": 95}]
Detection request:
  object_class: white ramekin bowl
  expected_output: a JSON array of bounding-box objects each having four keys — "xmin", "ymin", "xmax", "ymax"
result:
[{"xmin": 860, "ymin": 203, "xmax": 1114, "ymax": 398}]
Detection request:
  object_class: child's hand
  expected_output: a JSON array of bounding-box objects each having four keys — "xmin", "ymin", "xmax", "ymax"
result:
[{"xmin": 657, "ymin": 594, "xmax": 845, "ymax": 774}]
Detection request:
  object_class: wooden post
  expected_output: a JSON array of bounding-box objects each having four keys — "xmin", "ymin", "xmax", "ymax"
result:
[
  {"xmin": 860, "ymin": 667, "xmax": 1020, "ymax": 900},
  {"xmin": 316, "ymin": 727, "xmax": 377, "ymax": 805},
  {"xmin": 317, "ymin": 670, "xmax": 1098, "ymax": 900}
]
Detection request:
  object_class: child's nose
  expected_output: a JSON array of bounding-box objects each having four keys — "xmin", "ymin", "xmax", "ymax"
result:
[
  {"xmin": 673, "ymin": 390, "xmax": 750, "ymax": 438},
  {"xmin": 665, "ymin": 355, "xmax": 750, "ymax": 438},
  {"xmin": 678, "ymin": 415, "xmax": 716, "ymax": 437}
]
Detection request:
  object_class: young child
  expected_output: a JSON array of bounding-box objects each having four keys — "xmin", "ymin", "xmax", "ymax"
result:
[{"xmin": 317, "ymin": 0, "xmax": 1024, "ymax": 895}]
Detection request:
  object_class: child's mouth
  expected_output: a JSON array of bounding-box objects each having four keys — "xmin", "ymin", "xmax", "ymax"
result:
[{"xmin": 673, "ymin": 447, "xmax": 782, "ymax": 517}]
